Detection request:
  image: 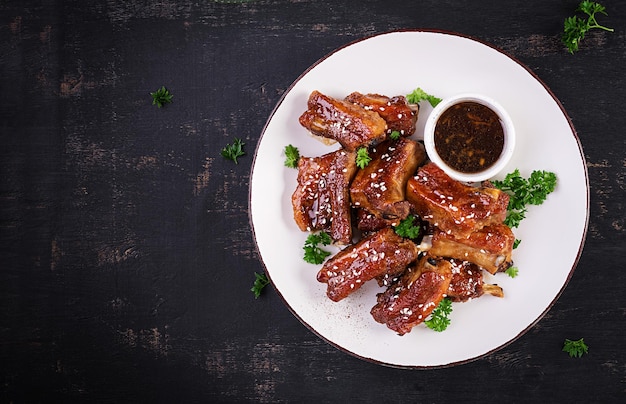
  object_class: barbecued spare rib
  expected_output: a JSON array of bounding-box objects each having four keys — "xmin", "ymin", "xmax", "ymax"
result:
[
  {"xmin": 317, "ymin": 227, "xmax": 419, "ymax": 302},
  {"xmin": 292, "ymin": 148, "xmax": 357, "ymax": 244},
  {"xmin": 350, "ymin": 137, "xmax": 426, "ymax": 225},
  {"xmin": 406, "ymin": 162, "xmax": 510, "ymax": 238},
  {"xmin": 345, "ymin": 92, "xmax": 418, "ymax": 137}
]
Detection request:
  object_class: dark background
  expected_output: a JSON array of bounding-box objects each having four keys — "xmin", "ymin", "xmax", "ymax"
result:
[{"xmin": 1, "ymin": 0, "xmax": 624, "ymax": 402}]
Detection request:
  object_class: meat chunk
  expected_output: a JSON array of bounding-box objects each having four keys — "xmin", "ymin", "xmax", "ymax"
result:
[
  {"xmin": 299, "ymin": 90, "xmax": 387, "ymax": 151},
  {"xmin": 350, "ymin": 138, "xmax": 426, "ymax": 221},
  {"xmin": 430, "ymin": 223, "xmax": 514, "ymax": 274},
  {"xmin": 371, "ymin": 255, "xmax": 452, "ymax": 335},
  {"xmin": 317, "ymin": 227, "xmax": 419, "ymax": 302},
  {"xmin": 354, "ymin": 208, "xmax": 397, "ymax": 233},
  {"xmin": 406, "ymin": 163, "xmax": 509, "ymax": 238},
  {"xmin": 292, "ymin": 149, "xmax": 357, "ymax": 244},
  {"xmin": 446, "ymin": 259, "xmax": 504, "ymax": 302},
  {"xmin": 345, "ymin": 92, "xmax": 418, "ymax": 137}
]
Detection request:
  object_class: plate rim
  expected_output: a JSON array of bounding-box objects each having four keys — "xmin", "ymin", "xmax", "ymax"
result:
[{"xmin": 248, "ymin": 28, "xmax": 590, "ymax": 369}]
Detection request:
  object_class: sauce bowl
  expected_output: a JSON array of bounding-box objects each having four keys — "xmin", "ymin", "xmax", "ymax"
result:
[{"xmin": 423, "ymin": 93, "xmax": 516, "ymax": 183}]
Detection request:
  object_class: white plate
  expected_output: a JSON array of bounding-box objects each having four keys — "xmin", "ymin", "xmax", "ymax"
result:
[{"xmin": 249, "ymin": 30, "xmax": 589, "ymax": 368}]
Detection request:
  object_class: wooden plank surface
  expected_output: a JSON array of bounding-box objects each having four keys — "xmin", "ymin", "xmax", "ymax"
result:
[{"xmin": 1, "ymin": 0, "xmax": 624, "ymax": 402}]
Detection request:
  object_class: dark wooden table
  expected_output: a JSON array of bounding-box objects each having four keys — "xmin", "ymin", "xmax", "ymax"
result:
[{"xmin": 1, "ymin": 0, "xmax": 624, "ymax": 402}]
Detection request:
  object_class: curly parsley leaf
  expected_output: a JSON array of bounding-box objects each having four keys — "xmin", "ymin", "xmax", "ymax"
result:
[
  {"xmin": 505, "ymin": 266, "xmax": 519, "ymax": 278},
  {"xmin": 492, "ymin": 169, "xmax": 557, "ymax": 228},
  {"xmin": 221, "ymin": 138, "xmax": 246, "ymax": 164},
  {"xmin": 425, "ymin": 298, "xmax": 452, "ymax": 332},
  {"xmin": 251, "ymin": 272, "xmax": 270, "ymax": 298},
  {"xmin": 356, "ymin": 147, "xmax": 372, "ymax": 169},
  {"xmin": 303, "ymin": 232, "xmax": 332, "ymax": 264},
  {"xmin": 393, "ymin": 215, "xmax": 421, "ymax": 239},
  {"xmin": 150, "ymin": 86, "xmax": 173, "ymax": 108},
  {"xmin": 562, "ymin": 1, "xmax": 613, "ymax": 54},
  {"xmin": 389, "ymin": 130, "xmax": 401, "ymax": 140},
  {"xmin": 406, "ymin": 87, "xmax": 442, "ymax": 108},
  {"xmin": 563, "ymin": 338, "xmax": 589, "ymax": 358},
  {"xmin": 284, "ymin": 144, "xmax": 300, "ymax": 168}
]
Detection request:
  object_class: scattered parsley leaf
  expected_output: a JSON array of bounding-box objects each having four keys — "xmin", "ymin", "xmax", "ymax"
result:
[
  {"xmin": 389, "ymin": 130, "xmax": 401, "ymax": 140},
  {"xmin": 563, "ymin": 338, "xmax": 589, "ymax": 358},
  {"xmin": 393, "ymin": 215, "xmax": 421, "ymax": 239},
  {"xmin": 406, "ymin": 87, "xmax": 442, "ymax": 108},
  {"xmin": 284, "ymin": 144, "xmax": 300, "ymax": 168},
  {"xmin": 562, "ymin": 1, "xmax": 613, "ymax": 54},
  {"xmin": 492, "ymin": 169, "xmax": 557, "ymax": 228},
  {"xmin": 251, "ymin": 272, "xmax": 270, "ymax": 298},
  {"xmin": 513, "ymin": 239, "xmax": 521, "ymax": 249},
  {"xmin": 425, "ymin": 298, "xmax": 452, "ymax": 332},
  {"xmin": 150, "ymin": 86, "xmax": 173, "ymax": 108},
  {"xmin": 221, "ymin": 138, "xmax": 246, "ymax": 164},
  {"xmin": 505, "ymin": 266, "xmax": 519, "ymax": 278},
  {"xmin": 356, "ymin": 147, "xmax": 372, "ymax": 169},
  {"xmin": 303, "ymin": 232, "xmax": 332, "ymax": 264}
]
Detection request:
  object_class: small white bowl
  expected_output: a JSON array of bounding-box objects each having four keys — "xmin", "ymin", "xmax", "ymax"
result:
[{"xmin": 423, "ymin": 93, "xmax": 516, "ymax": 183}]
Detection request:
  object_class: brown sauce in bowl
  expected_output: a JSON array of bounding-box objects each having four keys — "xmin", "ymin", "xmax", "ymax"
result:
[{"xmin": 434, "ymin": 101, "xmax": 504, "ymax": 173}]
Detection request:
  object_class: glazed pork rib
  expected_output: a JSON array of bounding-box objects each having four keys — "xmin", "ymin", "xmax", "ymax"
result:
[
  {"xmin": 430, "ymin": 223, "xmax": 515, "ymax": 274},
  {"xmin": 371, "ymin": 255, "xmax": 452, "ymax": 335},
  {"xmin": 317, "ymin": 227, "xmax": 419, "ymax": 302},
  {"xmin": 446, "ymin": 259, "xmax": 504, "ymax": 302},
  {"xmin": 406, "ymin": 163, "xmax": 510, "ymax": 238},
  {"xmin": 299, "ymin": 90, "xmax": 387, "ymax": 151},
  {"xmin": 345, "ymin": 92, "xmax": 418, "ymax": 137},
  {"xmin": 350, "ymin": 138, "xmax": 426, "ymax": 222},
  {"xmin": 292, "ymin": 148, "xmax": 357, "ymax": 244}
]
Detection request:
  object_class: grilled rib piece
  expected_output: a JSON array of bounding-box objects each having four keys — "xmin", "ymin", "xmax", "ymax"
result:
[
  {"xmin": 430, "ymin": 223, "xmax": 515, "ymax": 274},
  {"xmin": 406, "ymin": 163, "xmax": 509, "ymax": 238},
  {"xmin": 317, "ymin": 227, "xmax": 419, "ymax": 302},
  {"xmin": 446, "ymin": 259, "xmax": 504, "ymax": 302},
  {"xmin": 350, "ymin": 138, "xmax": 426, "ymax": 221},
  {"xmin": 371, "ymin": 255, "xmax": 452, "ymax": 335},
  {"xmin": 354, "ymin": 208, "xmax": 397, "ymax": 233},
  {"xmin": 345, "ymin": 92, "xmax": 418, "ymax": 137},
  {"xmin": 299, "ymin": 90, "xmax": 387, "ymax": 151},
  {"xmin": 292, "ymin": 149, "xmax": 357, "ymax": 244}
]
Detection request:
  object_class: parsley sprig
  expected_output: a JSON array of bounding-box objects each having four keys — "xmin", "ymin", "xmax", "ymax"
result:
[
  {"xmin": 563, "ymin": 338, "xmax": 589, "ymax": 358},
  {"xmin": 221, "ymin": 138, "xmax": 246, "ymax": 164},
  {"xmin": 303, "ymin": 232, "xmax": 332, "ymax": 264},
  {"xmin": 505, "ymin": 266, "xmax": 519, "ymax": 278},
  {"xmin": 562, "ymin": 1, "xmax": 613, "ymax": 54},
  {"xmin": 284, "ymin": 144, "xmax": 300, "ymax": 168},
  {"xmin": 393, "ymin": 215, "xmax": 421, "ymax": 239},
  {"xmin": 425, "ymin": 298, "xmax": 452, "ymax": 332},
  {"xmin": 406, "ymin": 87, "xmax": 442, "ymax": 108},
  {"xmin": 355, "ymin": 147, "xmax": 372, "ymax": 169},
  {"xmin": 150, "ymin": 86, "xmax": 173, "ymax": 108},
  {"xmin": 492, "ymin": 169, "xmax": 557, "ymax": 228},
  {"xmin": 251, "ymin": 272, "xmax": 270, "ymax": 298}
]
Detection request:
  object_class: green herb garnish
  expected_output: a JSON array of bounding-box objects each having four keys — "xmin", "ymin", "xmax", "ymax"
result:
[
  {"xmin": 150, "ymin": 86, "xmax": 173, "ymax": 108},
  {"xmin": 303, "ymin": 232, "xmax": 332, "ymax": 264},
  {"xmin": 492, "ymin": 169, "xmax": 557, "ymax": 228},
  {"xmin": 406, "ymin": 87, "xmax": 442, "ymax": 108},
  {"xmin": 221, "ymin": 138, "xmax": 246, "ymax": 164},
  {"xmin": 505, "ymin": 266, "xmax": 519, "ymax": 278},
  {"xmin": 393, "ymin": 215, "xmax": 421, "ymax": 239},
  {"xmin": 562, "ymin": 1, "xmax": 613, "ymax": 54},
  {"xmin": 284, "ymin": 144, "xmax": 300, "ymax": 168},
  {"xmin": 563, "ymin": 338, "xmax": 589, "ymax": 358},
  {"xmin": 425, "ymin": 298, "xmax": 452, "ymax": 332},
  {"xmin": 251, "ymin": 272, "xmax": 270, "ymax": 298},
  {"xmin": 355, "ymin": 147, "xmax": 372, "ymax": 169},
  {"xmin": 389, "ymin": 130, "xmax": 401, "ymax": 140}
]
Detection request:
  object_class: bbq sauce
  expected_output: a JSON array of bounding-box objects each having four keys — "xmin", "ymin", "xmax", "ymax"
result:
[{"xmin": 434, "ymin": 102, "xmax": 504, "ymax": 173}]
